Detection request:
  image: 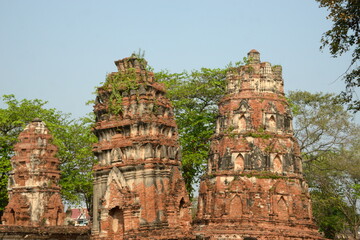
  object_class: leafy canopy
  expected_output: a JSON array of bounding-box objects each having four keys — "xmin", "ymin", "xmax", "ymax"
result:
[
  {"xmin": 316, "ymin": 0, "xmax": 360, "ymax": 110},
  {"xmin": 288, "ymin": 91, "xmax": 360, "ymax": 239},
  {"xmin": 156, "ymin": 59, "xmax": 248, "ymax": 196},
  {"xmin": 0, "ymin": 94, "xmax": 64, "ymax": 212},
  {"xmin": 287, "ymin": 91, "xmax": 355, "ymax": 162},
  {"xmin": 0, "ymin": 95, "xmax": 97, "ymax": 213}
]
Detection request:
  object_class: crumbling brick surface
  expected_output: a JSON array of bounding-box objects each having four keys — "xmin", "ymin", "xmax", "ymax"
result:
[
  {"xmin": 193, "ymin": 50, "xmax": 326, "ymax": 240},
  {"xmin": 2, "ymin": 119, "xmax": 65, "ymax": 227},
  {"xmin": 0, "ymin": 225, "xmax": 90, "ymax": 239},
  {"xmin": 91, "ymin": 55, "xmax": 192, "ymax": 240}
]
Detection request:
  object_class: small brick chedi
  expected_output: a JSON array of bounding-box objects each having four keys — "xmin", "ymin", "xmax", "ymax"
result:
[
  {"xmin": 194, "ymin": 50, "xmax": 324, "ymax": 240},
  {"xmin": 2, "ymin": 119, "xmax": 64, "ymax": 226},
  {"xmin": 91, "ymin": 55, "xmax": 191, "ymax": 239}
]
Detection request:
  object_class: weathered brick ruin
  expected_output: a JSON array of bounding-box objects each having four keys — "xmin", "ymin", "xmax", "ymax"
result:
[
  {"xmin": 0, "ymin": 119, "xmax": 90, "ymax": 239},
  {"xmin": 193, "ymin": 50, "xmax": 324, "ymax": 240},
  {"xmin": 91, "ymin": 55, "xmax": 192, "ymax": 240},
  {"xmin": 2, "ymin": 119, "xmax": 65, "ymax": 226},
  {"xmin": 0, "ymin": 51, "xmax": 326, "ymax": 240}
]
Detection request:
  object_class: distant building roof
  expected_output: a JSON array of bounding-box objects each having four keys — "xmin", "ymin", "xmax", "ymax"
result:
[{"xmin": 68, "ymin": 208, "xmax": 90, "ymax": 220}]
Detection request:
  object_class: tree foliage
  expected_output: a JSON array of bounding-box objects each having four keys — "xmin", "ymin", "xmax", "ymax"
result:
[
  {"xmin": 287, "ymin": 91, "xmax": 355, "ymax": 162},
  {"xmin": 156, "ymin": 59, "xmax": 249, "ymax": 196},
  {"xmin": 0, "ymin": 94, "xmax": 63, "ymax": 212},
  {"xmin": 288, "ymin": 91, "xmax": 360, "ymax": 239},
  {"xmin": 316, "ymin": 0, "xmax": 360, "ymax": 110},
  {"xmin": 0, "ymin": 95, "xmax": 97, "ymax": 214},
  {"xmin": 54, "ymin": 115, "xmax": 97, "ymax": 213},
  {"xmin": 157, "ymin": 67, "xmax": 227, "ymax": 196},
  {"xmin": 305, "ymin": 148, "xmax": 360, "ymax": 239}
]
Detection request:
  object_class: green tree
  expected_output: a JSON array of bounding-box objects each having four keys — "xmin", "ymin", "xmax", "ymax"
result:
[
  {"xmin": 306, "ymin": 148, "xmax": 360, "ymax": 239},
  {"xmin": 316, "ymin": 0, "xmax": 360, "ymax": 110},
  {"xmin": 157, "ymin": 67, "xmax": 228, "ymax": 196},
  {"xmin": 0, "ymin": 95, "xmax": 97, "ymax": 215},
  {"xmin": 54, "ymin": 115, "xmax": 97, "ymax": 213},
  {"xmin": 288, "ymin": 91, "xmax": 355, "ymax": 162},
  {"xmin": 288, "ymin": 91, "xmax": 360, "ymax": 239},
  {"xmin": 0, "ymin": 94, "xmax": 64, "ymax": 213},
  {"xmin": 156, "ymin": 58, "xmax": 255, "ymax": 197}
]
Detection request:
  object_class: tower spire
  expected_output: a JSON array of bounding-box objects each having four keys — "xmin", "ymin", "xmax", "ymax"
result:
[
  {"xmin": 2, "ymin": 120, "xmax": 64, "ymax": 226},
  {"xmin": 92, "ymin": 55, "xmax": 191, "ymax": 239},
  {"xmin": 193, "ymin": 50, "xmax": 324, "ymax": 240}
]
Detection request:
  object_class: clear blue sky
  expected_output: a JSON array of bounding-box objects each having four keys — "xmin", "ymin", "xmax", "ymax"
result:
[{"xmin": 0, "ymin": 0, "xmax": 353, "ymax": 119}]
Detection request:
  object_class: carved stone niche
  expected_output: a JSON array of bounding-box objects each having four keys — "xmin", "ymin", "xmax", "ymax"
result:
[
  {"xmin": 219, "ymin": 148, "xmax": 233, "ymax": 170},
  {"xmin": 155, "ymin": 145, "xmax": 168, "ymax": 159},
  {"xmin": 263, "ymin": 102, "xmax": 278, "ymax": 131},
  {"xmin": 232, "ymin": 113, "xmax": 250, "ymax": 132},
  {"xmin": 161, "ymin": 126, "xmax": 172, "ymax": 138},
  {"xmin": 265, "ymin": 113, "xmax": 277, "ymax": 132},
  {"xmin": 276, "ymin": 114, "xmax": 284, "ymax": 130},
  {"xmin": 143, "ymin": 143, "xmax": 154, "ymax": 159},
  {"xmin": 272, "ymin": 154, "xmax": 283, "ymax": 174},
  {"xmin": 111, "ymin": 148, "xmax": 123, "ymax": 163},
  {"xmin": 228, "ymin": 194, "xmax": 243, "ymax": 218},
  {"xmin": 233, "ymin": 153, "xmax": 245, "ymax": 172},
  {"xmin": 283, "ymin": 153, "xmax": 295, "ymax": 173},
  {"xmin": 160, "ymin": 145, "xmax": 168, "ymax": 159},
  {"xmin": 167, "ymin": 146, "xmax": 177, "ymax": 160},
  {"xmin": 123, "ymin": 146, "xmax": 135, "ymax": 160},
  {"xmin": 284, "ymin": 112, "xmax": 293, "ymax": 133},
  {"xmin": 208, "ymin": 153, "xmax": 219, "ymax": 173},
  {"xmin": 245, "ymin": 146, "xmax": 269, "ymax": 171}
]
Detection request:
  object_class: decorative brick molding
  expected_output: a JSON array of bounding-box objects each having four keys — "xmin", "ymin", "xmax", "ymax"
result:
[
  {"xmin": 193, "ymin": 50, "xmax": 325, "ymax": 240},
  {"xmin": 2, "ymin": 119, "xmax": 65, "ymax": 227},
  {"xmin": 91, "ymin": 55, "xmax": 192, "ymax": 240}
]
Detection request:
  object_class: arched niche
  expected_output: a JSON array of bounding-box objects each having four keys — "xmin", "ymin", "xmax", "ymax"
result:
[
  {"xmin": 268, "ymin": 115, "xmax": 276, "ymax": 131},
  {"xmin": 238, "ymin": 115, "xmax": 246, "ymax": 131},
  {"xmin": 229, "ymin": 195, "xmax": 242, "ymax": 218},
  {"xmin": 56, "ymin": 207, "xmax": 62, "ymax": 226},
  {"xmin": 111, "ymin": 148, "xmax": 123, "ymax": 163},
  {"xmin": 234, "ymin": 154, "xmax": 244, "ymax": 171},
  {"xmin": 160, "ymin": 145, "xmax": 167, "ymax": 159},
  {"xmin": 277, "ymin": 196, "xmax": 289, "ymax": 220},
  {"xmin": 273, "ymin": 155, "xmax": 282, "ymax": 173},
  {"xmin": 179, "ymin": 198, "xmax": 186, "ymax": 218},
  {"xmin": 109, "ymin": 206, "xmax": 124, "ymax": 235},
  {"xmin": 155, "ymin": 145, "xmax": 161, "ymax": 159},
  {"xmin": 10, "ymin": 209, "xmax": 16, "ymax": 225},
  {"xmin": 143, "ymin": 143, "xmax": 154, "ymax": 159},
  {"xmin": 238, "ymin": 100, "xmax": 251, "ymax": 112}
]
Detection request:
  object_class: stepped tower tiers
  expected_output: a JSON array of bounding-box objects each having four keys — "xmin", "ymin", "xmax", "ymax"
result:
[
  {"xmin": 2, "ymin": 119, "xmax": 64, "ymax": 226},
  {"xmin": 193, "ymin": 50, "xmax": 325, "ymax": 240},
  {"xmin": 91, "ymin": 55, "xmax": 192, "ymax": 240}
]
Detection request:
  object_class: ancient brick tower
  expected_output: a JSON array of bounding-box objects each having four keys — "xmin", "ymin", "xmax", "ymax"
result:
[
  {"xmin": 2, "ymin": 119, "xmax": 64, "ymax": 226},
  {"xmin": 193, "ymin": 50, "xmax": 324, "ymax": 240},
  {"xmin": 91, "ymin": 55, "xmax": 191, "ymax": 240}
]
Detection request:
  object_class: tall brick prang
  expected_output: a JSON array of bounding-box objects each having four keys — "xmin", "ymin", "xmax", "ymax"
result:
[
  {"xmin": 2, "ymin": 119, "xmax": 65, "ymax": 226},
  {"xmin": 193, "ymin": 50, "xmax": 325, "ymax": 240},
  {"xmin": 91, "ymin": 55, "xmax": 192, "ymax": 240}
]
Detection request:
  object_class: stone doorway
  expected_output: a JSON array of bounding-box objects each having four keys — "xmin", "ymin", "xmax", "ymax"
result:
[{"xmin": 109, "ymin": 206, "xmax": 124, "ymax": 239}]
